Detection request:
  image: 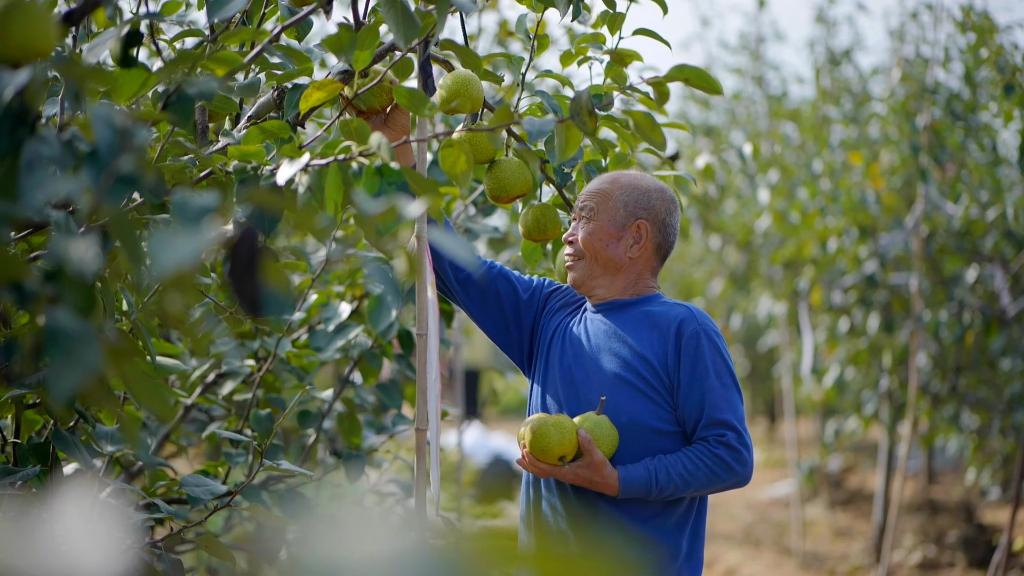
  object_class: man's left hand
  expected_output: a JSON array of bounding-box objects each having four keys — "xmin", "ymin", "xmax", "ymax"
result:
[{"xmin": 517, "ymin": 429, "xmax": 620, "ymax": 497}]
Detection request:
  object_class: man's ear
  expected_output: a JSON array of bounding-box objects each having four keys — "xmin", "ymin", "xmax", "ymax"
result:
[{"xmin": 627, "ymin": 219, "xmax": 650, "ymax": 258}]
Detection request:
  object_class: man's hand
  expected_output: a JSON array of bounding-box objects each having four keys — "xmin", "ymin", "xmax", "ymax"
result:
[
  {"xmin": 517, "ymin": 429, "xmax": 620, "ymax": 497},
  {"xmin": 362, "ymin": 104, "xmax": 414, "ymax": 168}
]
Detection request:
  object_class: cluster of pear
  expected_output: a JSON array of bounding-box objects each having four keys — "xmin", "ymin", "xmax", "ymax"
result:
[
  {"xmin": 435, "ymin": 70, "xmax": 564, "ymax": 245},
  {"xmin": 348, "ymin": 66, "xmax": 564, "ymax": 244},
  {"xmin": 517, "ymin": 397, "xmax": 619, "ymax": 466}
]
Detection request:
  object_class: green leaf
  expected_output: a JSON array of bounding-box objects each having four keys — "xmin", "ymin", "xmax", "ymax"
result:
[
  {"xmin": 228, "ymin": 145, "xmax": 268, "ymax": 163},
  {"xmin": 624, "ymin": 110, "xmax": 666, "ymax": 151},
  {"xmin": 392, "ymin": 84, "xmax": 434, "ymax": 116},
  {"xmin": 108, "ymin": 68, "xmax": 154, "ymax": 105},
  {"xmin": 195, "ymin": 534, "xmax": 236, "ymax": 567},
  {"xmin": 606, "ymin": 11, "xmax": 626, "ymax": 36},
  {"xmin": 263, "ymin": 459, "xmax": 314, "ymax": 476},
  {"xmin": 438, "ymin": 39, "xmax": 482, "ymax": 73},
  {"xmin": 488, "ymin": 103, "xmax": 515, "ymax": 128},
  {"xmin": 160, "ymin": 0, "xmax": 184, "ymax": 16},
  {"xmin": 661, "ymin": 64, "xmax": 724, "ymax": 96},
  {"xmin": 535, "ymin": 70, "xmax": 574, "ymax": 90},
  {"xmin": 631, "ymin": 27, "xmax": 672, "ymax": 51},
  {"xmin": 324, "ymin": 163, "xmax": 346, "ymax": 220},
  {"xmin": 201, "ymin": 50, "xmax": 244, "ymax": 76},
  {"xmin": 205, "ymin": 429, "xmax": 254, "ymax": 443},
  {"xmin": 180, "ymin": 474, "xmax": 229, "ymax": 503},
  {"xmin": 148, "ymin": 223, "xmax": 221, "ymax": 280},
  {"xmin": 402, "ymin": 168, "xmax": 440, "ymax": 198},
  {"xmin": 241, "ymin": 120, "xmax": 295, "ymax": 145},
  {"xmin": 378, "ymin": 0, "xmax": 421, "ymax": 49},
  {"xmin": 353, "ymin": 22, "xmax": 381, "ymax": 71},
  {"xmin": 206, "ymin": 0, "xmax": 247, "ymax": 23},
  {"xmin": 296, "ymin": 409, "xmax": 318, "ymax": 430},
  {"xmin": 321, "ymin": 25, "xmax": 356, "ymax": 61},
  {"xmin": 570, "ymin": 89, "xmax": 598, "ymax": 136},
  {"xmin": 337, "ymin": 400, "xmax": 363, "ymax": 449},
  {"xmin": 52, "ymin": 428, "xmax": 96, "ymax": 471},
  {"xmin": 44, "ymin": 307, "xmax": 102, "ymax": 407},
  {"xmin": 280, "ymin": 1, "xmax": 314, "ymax": 42},
  {"xmin": 250, "ymin": 409, "xmax": 274, "ymax": 441},
  {"xmin": 121, "ymin": 364, "xmax": 178, "ymax": 422},
  {"xmin": 663, "ymin": 121, "xmax": 690, "ymax": 132},
  {"xmin": 520, "ymin": 238, "xmax": 544, "ymax": 268},
  {"xmin": 0, "ymin": 465, "xmax": 41, "ymax": 485},
  {"xmin": 554, "ymin": 121, "xmax": 584, "ymax": 164},
  {"xmin": 299, "ymin": 79, "xmax": 343, "ymax": 116},
  {"xmin": 522, "ymin": 116, "xmax": 555, "ymax": 143},
  {"xmin": 650, "ymin": 0, "xmax": 668, "ymax": 16},
  {"xmin": 438, "ymin": 138, "xmax": 474, "ymax": 187}
]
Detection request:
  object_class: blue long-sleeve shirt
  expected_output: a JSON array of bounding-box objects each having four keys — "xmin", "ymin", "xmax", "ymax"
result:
[{"xmin": 429, "ymin": 226, "xmax": 754, "ymax": 575}]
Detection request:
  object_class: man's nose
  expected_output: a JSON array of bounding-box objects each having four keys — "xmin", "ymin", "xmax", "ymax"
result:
[{"xmin": 562, "ymin": 224, "xmax": 576, "ymax": 245}]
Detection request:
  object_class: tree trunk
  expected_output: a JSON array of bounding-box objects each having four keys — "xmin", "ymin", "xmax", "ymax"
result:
[
  {"xmin": 871, "ymin": 373, "xmax": 896, "ymax": 563},
  {"xmin": 777, "ymin": 303, "xmax": 805, "ymax": 562},
  {"xmin": 987, "ymin": 429, "xmax": 1024, "ymax": 576},
  {"xmin": 876, "ymin": 193, "xmax": 926, "ymax": 576}
]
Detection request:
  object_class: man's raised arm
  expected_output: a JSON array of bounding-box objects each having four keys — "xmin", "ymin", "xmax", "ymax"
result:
[{"xmin": 367, "ymin": 104, "xmax": 561, "ymax": 378}]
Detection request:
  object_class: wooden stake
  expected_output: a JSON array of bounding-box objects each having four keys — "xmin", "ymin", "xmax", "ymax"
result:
[{"xmin": 413, "ymin": 41, "xmax": 431, "ymax": 526}]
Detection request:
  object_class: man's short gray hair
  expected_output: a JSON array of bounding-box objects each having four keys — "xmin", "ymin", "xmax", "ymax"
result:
[{"xmin": 588, "ymin": 170, "xmax": 681, "ymax": 270}]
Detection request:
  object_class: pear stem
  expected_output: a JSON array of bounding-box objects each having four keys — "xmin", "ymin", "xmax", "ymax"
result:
[{"xmin": 595, "ymin": 395, "xmax": 606, "ymax": 416}]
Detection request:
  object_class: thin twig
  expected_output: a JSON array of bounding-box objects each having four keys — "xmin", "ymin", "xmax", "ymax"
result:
[
  {"xmin": 351, "ymin": 0, "xmax": 362, "ymax": 30},
  {"xmin": 196, "ymin": 287, "xmax": 242, "ymax": 318},
  {"xmin": 459, "ymin": 12, "xmax": 470, "ymax": 47},
  {"xmin": 152, "ymin": 127, "xmax": 175, "ymax": 165},
  {"xmin": 514, "ymin": 9, "xmax": 547, "ymax": 113},
  {"xmin": 298, "ymin": 357, "xmax": 362, "ymax": 466},
  {"xmin": 234, "ymin": 4, "xmax": 320, "ymax": 74}
]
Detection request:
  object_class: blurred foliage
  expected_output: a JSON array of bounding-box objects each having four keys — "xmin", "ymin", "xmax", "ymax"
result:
[
  {"xmin": 663, "ymin": 1, "xmax": 1023, "ymax": 494},
  {"xmin": 0, "ymin": 0, "xmax": 713, "ymax": 571}
]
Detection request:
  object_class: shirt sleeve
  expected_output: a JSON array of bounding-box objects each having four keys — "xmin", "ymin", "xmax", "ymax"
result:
[
  {"xmin": 615, "ymin": 322, "xmax": 754, "ymax": 501},
  {"xmin": 428, "ymin": 220, "xmax": 558, "ymax": 379}
]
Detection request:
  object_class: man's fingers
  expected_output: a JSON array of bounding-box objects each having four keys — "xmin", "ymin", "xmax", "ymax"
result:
[
  {"xmin": 578, "ymin": 429, "xmax": 602, "ymax": 459},
  {"xmin": 522, "ymin": 450, "xmax": 563, "ymax": 478}
]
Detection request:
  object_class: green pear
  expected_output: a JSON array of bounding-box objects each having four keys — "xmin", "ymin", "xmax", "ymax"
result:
[
  {"xmin": 519, "ymin": 413, "xmax": 579, "ymax": 466},
  {"xmin": 519, "ymin": 203, "xmax": 563, "ymax": 243},
  {"xmin": 518, "ymin": 413, "xmax": 547, "ymax": 447},
  {"xmin": 484, "ymin": 157, "xmax": 533, "ymax": 205},
  {"xmin": 573, "ymin": 396, "xmax": 619, "ymax": 460}
]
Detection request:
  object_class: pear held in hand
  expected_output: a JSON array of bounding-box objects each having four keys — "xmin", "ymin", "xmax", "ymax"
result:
[
  {"xmin": 518, "ymin": 413, "xmax": 579, "ymax": 466},
  {"xmin": 573, "ymin": 396, "xmax": 619, "ymax": 460}
]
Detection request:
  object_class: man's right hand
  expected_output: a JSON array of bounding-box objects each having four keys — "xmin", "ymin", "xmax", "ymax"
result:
[{"xmin": 362, "ymin": 104, "xmax": 414, "ymax": 168}]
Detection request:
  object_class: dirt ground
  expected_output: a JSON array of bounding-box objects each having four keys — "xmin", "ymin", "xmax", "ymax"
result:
[{"xmin": 703, "ymin": 421, "xmax": 1022, "ymax": 576}]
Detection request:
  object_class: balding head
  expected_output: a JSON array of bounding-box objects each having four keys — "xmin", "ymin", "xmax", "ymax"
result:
[{"xmin": 584, "ymin": 171, "xmax": 681, "ymax": 270}]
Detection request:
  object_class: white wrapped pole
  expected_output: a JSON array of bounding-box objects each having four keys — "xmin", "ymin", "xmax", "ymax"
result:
[{"xmin": 413, "ymin": 37, "xmax": 441, "ymax": 524}]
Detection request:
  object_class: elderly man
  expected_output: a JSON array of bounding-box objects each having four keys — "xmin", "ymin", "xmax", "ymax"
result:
[{"xmin": 374, "ymin": 107, "xmax": 754, "ymax": 575}]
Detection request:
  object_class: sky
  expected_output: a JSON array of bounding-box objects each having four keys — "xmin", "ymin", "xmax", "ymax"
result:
[
  {"xmin": 451, "ymin": 0, "xmax": 1024, "ymax": 94},
  {"xmin": 612, "ymin": 0, "xmax": 1023, "ymax": 85}
]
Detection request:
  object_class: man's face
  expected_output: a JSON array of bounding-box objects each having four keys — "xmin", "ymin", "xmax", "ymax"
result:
[{"xmin": 562, "ymin": 185, "xmax": 630, "ymax": 295}]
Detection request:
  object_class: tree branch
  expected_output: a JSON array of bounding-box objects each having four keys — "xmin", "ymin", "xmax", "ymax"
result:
[
  {"xmin": 61, "ymin": 0, "xmax": 104, "ymax": 28},
  {"xmin": 298, "ymin": 357, "xmax": 361, "ymax": 466},
  {"xmin": 233, "ymin": 4, "xmax": 320, "ymax": 74},
  {"xmin": 514, "ymin": 9, "xmax": 546, "ymax": 113}
]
